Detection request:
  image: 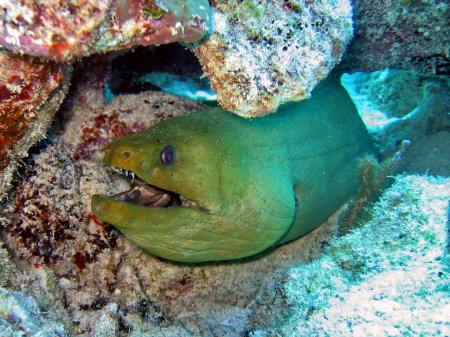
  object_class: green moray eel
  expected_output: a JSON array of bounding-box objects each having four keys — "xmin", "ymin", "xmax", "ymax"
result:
[{"xmin": 91, "ymin": 78, "xmax": 375, "ymax": 262}]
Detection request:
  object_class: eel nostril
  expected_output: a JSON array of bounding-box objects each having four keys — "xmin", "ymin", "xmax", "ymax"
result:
[{"xmin": 122, "ymin": 151, "xmax": 131, "ymax": 159}]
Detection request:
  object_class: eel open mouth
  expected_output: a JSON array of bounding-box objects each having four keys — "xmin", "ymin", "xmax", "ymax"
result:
[{"xmin": 108, "ymin": 167, "xmax": 204, "ymax": 210}]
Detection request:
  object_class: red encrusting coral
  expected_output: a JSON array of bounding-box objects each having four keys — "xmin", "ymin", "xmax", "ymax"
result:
[
  {"xmin": 74, "ymin": 251, "xmax": 98, "ymax": 270},
  {"xmin": 0, "ymin": 51, "xmax": 67, "ymax": 170},
  {"xmin": 0, "ymin": 0, "xmax": 211, "ymax": 62},
  {"xmin": 0, "ymin": 49, "xmax": 71, "ymax": 200}
]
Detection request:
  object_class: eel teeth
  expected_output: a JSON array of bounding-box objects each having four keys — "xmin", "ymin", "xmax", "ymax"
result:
[
  {"xmin": 109, "ymin": 166, "xmax": 134, "ymax": 177},
  {"xmin": 107, "ymin": 165, "xmax": 207, "ymax": 211}
]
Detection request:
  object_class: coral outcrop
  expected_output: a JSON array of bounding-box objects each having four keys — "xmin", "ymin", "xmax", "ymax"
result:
[
  {"xmin": 0, "ymin": 0, "xmax": 211, "ymax": 62},
  {"xmin": 340, "ymin": 0, "xmax": 450, "ymax": 74},
  {"xmin": 0, "ymin": 49, "xmax": 71, "ymax": 201},
  {"xmin": 193, "ymin": 0, "xmax": 353, "ymax": 117}
]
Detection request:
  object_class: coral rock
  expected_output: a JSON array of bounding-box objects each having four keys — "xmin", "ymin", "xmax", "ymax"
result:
[
  {"xmin": 193, "ymin": 0, "xmax": 353, "ymax": 117},
  {"xmin": 0, "ymin": 287, "xmax": 68, "ymax": 336},
  {"xmin": 0, "ymin": 0, "xmax": 211, "ymax": 62},
  {"xmin": 340, "ymin": 0, "xmax": 450, "ymax": 74},
  {"xmin": 0, "ymin": 49, "xmax": 71, "ymax": 201}
]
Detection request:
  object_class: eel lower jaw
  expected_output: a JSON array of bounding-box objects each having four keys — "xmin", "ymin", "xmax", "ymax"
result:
[{"xmin": 103, "ymin": 167, "xmax": 208, "ymax": 212}]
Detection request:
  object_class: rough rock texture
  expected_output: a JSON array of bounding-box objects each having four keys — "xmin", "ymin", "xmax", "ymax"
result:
[
  {"xmin": 340, "ymin": 0, "xmax": 450, "ymax": 74},
  {"xmin": 0, "ymin": 49, "xmax": 71, "ymax": 201},
  {"xmin": 0, "ymin": 0, "xmax": 211, "ymax": 62},
  {"xmin": 0, "ymin": 287, "xmax": 69, "ymax": 337},
  {"xmin": 267, "ymin": 175, "xmax": 450, "ymax": 336},
  {"xmin": 193, "ymin": 0, "xmax": 353, "ymax": 117},
  {"xmin": 341, "ymin": 69, "xmax": 450, "ymax": 176},
  {"xmin": 1, "ymin": 59, "xmax": 346, "ymax": 336}
]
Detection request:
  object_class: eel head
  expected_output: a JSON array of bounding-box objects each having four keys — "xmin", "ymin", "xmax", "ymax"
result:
[{"xmin": 91, "ymin": 111, "xmax": 295, "ymax": 262}]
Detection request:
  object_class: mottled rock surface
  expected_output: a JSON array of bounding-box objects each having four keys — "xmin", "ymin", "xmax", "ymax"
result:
[
  {"xmin": 193, "ymin": 0, "xmax": 353, "ymax": 117},
  {"xmin": 340, "ymin": 0, "xmax": 450, "ymax": 74},
  {"xmin": 0, "ymin": 49, "xmax": 71, "ymax": 201},
  {"xmin": 0, "ymin": 0, "xmax": 211, "ymax": 61},
  {"xmin": 0, "ymin": 287, "xmax": 68, "ymax": 337}
]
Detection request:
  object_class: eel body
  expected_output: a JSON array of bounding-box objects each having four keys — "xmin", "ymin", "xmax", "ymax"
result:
[{"xmin": 92, "ymin": 78, "xmax": 375, "ymax": 262}]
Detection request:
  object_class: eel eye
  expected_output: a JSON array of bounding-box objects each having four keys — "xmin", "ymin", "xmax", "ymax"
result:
[{"xmin": 160, "ymin": 146, "xmax": 175, "ymax": 165}]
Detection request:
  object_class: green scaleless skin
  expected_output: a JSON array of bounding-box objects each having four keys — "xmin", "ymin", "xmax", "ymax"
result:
[{"xmin": 92, "ymin": 78, "xmax": 375, "ymax": 262}]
